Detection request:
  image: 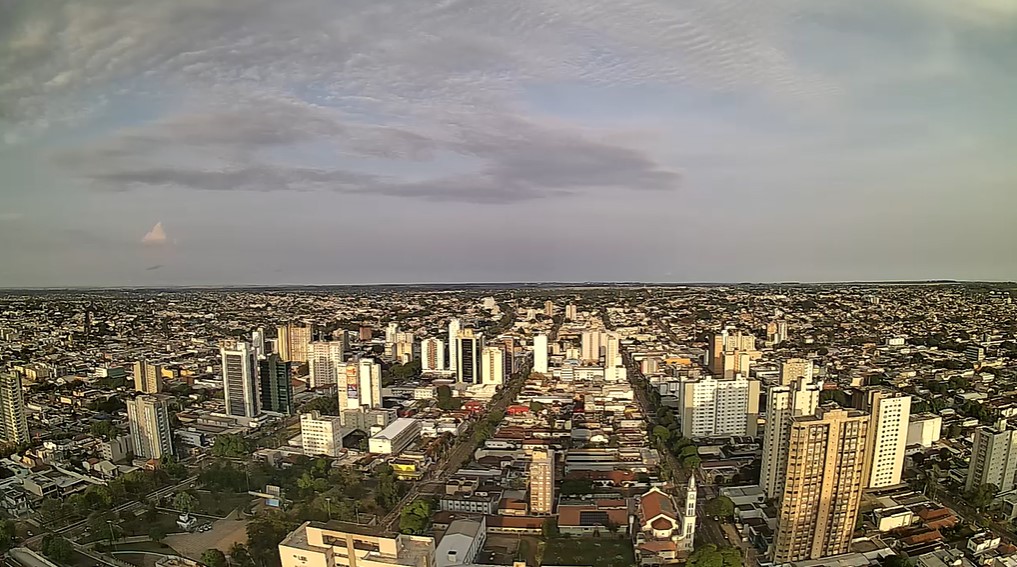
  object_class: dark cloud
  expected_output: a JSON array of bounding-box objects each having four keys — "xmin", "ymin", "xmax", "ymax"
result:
[{"xmin": 146, "ymin": 264, "xmax": 164, "ymax": 271}]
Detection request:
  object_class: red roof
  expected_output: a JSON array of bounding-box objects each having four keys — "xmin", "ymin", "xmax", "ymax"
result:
[
  {"xmin": 651, "ymin": 517, "xmax": 674, "ymax": 530},
  {"xmin": 485, "ymin": 516, "xmax": 544, "ymax": 529},
  {"xmin": 639, "ymin": 489, "xmax": 676, "ymax": 523}
]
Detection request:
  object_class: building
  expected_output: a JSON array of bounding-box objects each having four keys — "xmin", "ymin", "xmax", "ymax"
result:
[
  {"xmin": 369, "ymin": 418, "xmax": 421, "ymax": 455},
  {"xmin": 966, "ymin": 345, "xmax": 986, "ymax": 365},
  {"xmin": 133, "ymin": 361, "xmax": 163, "ymax": 394},
  {"xmin": 533, "ymin": 334, "xmax": 548, "ymax": 374},
  {"xmin": 358, "ymin": 326, "xmax": 373, "ymax": 341},
  {"xmin": 759, "ymin": 376, "xmax": 822, "ymax": 500},
  {"xmin": 772, "ymin": 406, "xmax": 871, "ymax": 564},
  {"xmin": 633, "ymin": 481, "xmax": 697, "ymax": 566},
  {"xmin": 455, "ymin": 329, "xmax": 481, "ymax": 384},
  {"xmin": 301, "ymin": 411, "xmax": 344, "ymax": 457},
  {"xmin": 581, "ymin": 330, "xmax": 602, "ymax": 363},
  {"xmin": 780, "ymin": 358, "xmax": 813, "ymax": 384},
  {"xmin": 544, "ymin": 300, "xmax": 554, "ymax": 317},
  {"xmin": 604, "ymin": 332, "xmax": 621, "ymax": 368},
  {"xmin": 435, "ymin": 517, "xmax": 486, "ymax": 567},
  {"xmin": 341, "ymin": 407, "xmax": 397, "ymax": 433},
  {"xmin": 447, "ymin": 318, "xmax": 461, "ymax": 373},
  {"xmin": 707, "ymin": 329, "xmax": 758, "ymax": 376},
  {"xmin": 529, "ymin": 446, "xmax": 554, "ymax": 515},
  {"xmin": 252, "ymin": 327, "xmax": 267, "ymax": 357},
  {"xmin": 221, "ymin": 340, "xmax": 260, "ymax": 418},
  {"xmin": 337, "ymin": 359, "xmax": 383, "ymax": 411},
  {"xmin": 421, "ymin": 338, "xmax": 445, "ymax": 372},
  {"xmin": 907, "ymin": 414, "xmax": 943, "ymax": 447},
  {"xmin": 677, "ymin": 374, "xmax": 760, "ymax": 437},
  {"xmin": 0, "ymin": 372, "xmax": 29, "ymax": 444},
  {"xmin": 278, "ymin": 323, "xmax": 313, "ymax": 363},
  {"xmin": 865, "ymin": 390, "xmax": 911, "ymax": 488},
  {"xmin": 260, "ymin": 354, "xmax": 294, "ymax": 415},
  {"xmin": 915, "ymin": 548, "xmax": 977, "ymax": 567},
  {"xmin": 481, "ymin": 346, "xmax": 504, "ymax": 386},
  {"xmin": 308, "ymin": 341, "xmax": 346, "ymax": 389},
  {"xmin": 965, "ymin": 419, "xmax": 1017, "ymax": 494},
  {"xmin": 278, "ymin": 521, "xmax": 435, "ymax": 567},
  {"xmin": 767, "ymin": 321, "xmax": 789, "ymax": 345},
  {"xmin": 565, "ymin": 303, "xmax": 577, "ymax": 321},
  {"xmin": 126, "ymin": 395, "xmax": 174, "ymax": 460}
]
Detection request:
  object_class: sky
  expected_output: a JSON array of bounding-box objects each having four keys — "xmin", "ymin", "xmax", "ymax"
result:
[{"xmin": 1, "ymin": 0, "xmax": 1016, "ymax": 287}]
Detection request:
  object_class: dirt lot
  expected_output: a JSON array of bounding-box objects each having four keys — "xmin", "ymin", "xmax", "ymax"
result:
[{"xmin": 164, "ymin": 512, "xmax": 250, "ymax": 560}]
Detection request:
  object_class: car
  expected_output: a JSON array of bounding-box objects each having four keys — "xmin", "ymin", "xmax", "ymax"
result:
[{"xmin": 713, "ymin": 516, "xmax": 720, "ymax": 521}]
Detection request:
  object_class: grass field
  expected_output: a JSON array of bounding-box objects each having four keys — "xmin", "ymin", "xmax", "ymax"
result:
[
  {"xmin": 541, "ymin": 538, "xmax": 635, "ymax": 567},
  {"xmin": 194, "ymin": 491, "xmax": 254, "ymax": 516}
]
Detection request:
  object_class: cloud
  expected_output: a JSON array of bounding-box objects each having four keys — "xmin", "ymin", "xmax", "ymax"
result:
[
  {"xmin": 0, "ymin": 212, "xmax": 24, "ymax": 222},
  {"xmin": 142, "ymin": 222, "xmax": 168, "ymax": 245},
  {"xmin": 146, "ymin": 264, "xmax": 164, "ymax": 271}
]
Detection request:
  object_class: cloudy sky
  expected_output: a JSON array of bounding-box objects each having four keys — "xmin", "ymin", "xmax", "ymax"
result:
[{"xmin": 1, "ymin": 0, "xmax": 1015, "ymax": 287}]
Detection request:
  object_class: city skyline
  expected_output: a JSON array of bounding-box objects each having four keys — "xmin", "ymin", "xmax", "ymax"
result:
[{"xmin": 1, "ymin": 0, "xmax": 1016, "ymax": 287}]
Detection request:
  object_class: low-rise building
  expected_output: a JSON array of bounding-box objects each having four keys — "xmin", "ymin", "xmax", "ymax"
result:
[
  {"xmin": 369, "ymin": 418, "xmax": 421, "ymax": 455},
  {"xmin": 278, "ymin": 521, "xmax": 434, "ymax": 567}
]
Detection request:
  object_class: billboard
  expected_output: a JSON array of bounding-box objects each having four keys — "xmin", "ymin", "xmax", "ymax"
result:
[{"xmin": 345, "ymin": 365, "xmax": 359, "ymax": 402}]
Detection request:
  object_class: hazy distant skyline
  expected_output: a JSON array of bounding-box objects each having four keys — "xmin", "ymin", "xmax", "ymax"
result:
[{"xmin": 1, "ymin": 0, "xmax": 1016, "ymax": 287}]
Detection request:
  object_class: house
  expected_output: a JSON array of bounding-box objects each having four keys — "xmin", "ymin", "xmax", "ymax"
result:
[{"xmin": 557, "ymin": 499, "xmax": 629, "ymax": 536}]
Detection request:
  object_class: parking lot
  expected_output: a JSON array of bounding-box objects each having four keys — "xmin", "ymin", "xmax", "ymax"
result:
[{"xmin": 164, "ymin": 512, "xmax": 250, "ymax": 560}]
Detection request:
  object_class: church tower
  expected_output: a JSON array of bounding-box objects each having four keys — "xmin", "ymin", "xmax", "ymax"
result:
[{"xmin": 679, "ymin": 476, "xmax": 697, "ymax": 549}]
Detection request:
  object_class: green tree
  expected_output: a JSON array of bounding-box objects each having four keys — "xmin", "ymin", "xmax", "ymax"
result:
[
  {"xmin": 201, "ymin": 549, "xmax": 229, "ymax": 567},
  {"xmin": 687, "ymin": 544, "xmax": 742, "ymax": 567},
  {"xmin": 968, "ymin": 483, "xmax": 999, "ymax": 511},
  {"xmin": 246, "ymin": 512, "xmax": 296, "ymax": 567},
  {"xmin": 682, "ymin": 455, "xmax": 702, "ymax": 471},
  {"xmin": 228, "ymin": 542, "xmax": 256, "ymax": 567},
  {"xmin": 41, "ymin": 535, "xmax": 74, "ymax": 563},
  {"xmin": 881, "ymin": 555, "xmax": 908, "ymax": 567},
  {"xmin": 561, "ymin": 479, "xmax": 595, "ymax": 495},
  {"xmin": 399, "ymin": 500, "xmax": 432, "ymax": 535},
  {"xmin": 529, "ymin": 401, "xmax": 546, "ymax": 413},
  {"xmin": 436, "ymin": 385, "xmax": 461, "ymax": 411},
  {"xmin": 0, "ymin": 519, "xmax": 16, "ymax": 552},
  {"xmin": 211, "ymin": 434, "xmax": 251, "ymax": 458},
  {"xmin": 704, "ymin": 496, "xmax": 735, "ymax": 518},
  {"xmin": 149, "ymin": 526, "xmax": 167, "ymax": 542},
  {"xmin": 302, "ymin": 396, "xmax": 340, "ymax": 416},
  {"xmin": 174, "ymin": 491, "xmax": 199, "ymax": 513},
  {"xmin": 542, "ymin": 517, "xmax": 560, "ymax": 538},
  {"xmin": 652, "ymin": 426, "xmax": 671, "ymax": 444},
  {"xmin": 90, "ymin": 420, "xmax": 118, "ymax": 441}
]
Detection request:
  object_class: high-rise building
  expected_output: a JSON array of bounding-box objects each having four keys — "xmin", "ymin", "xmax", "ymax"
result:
[
  {"xmin": 358, "ymin": 326, "xmax": 373, "ymax": 341},
  {"xmin": 565, "ymin": 303, "xmax": 577, "ymax": 321},
  {"xmin": 707, "ymin": 329, "xmax": 757, "ymax": 376},
  {"xmin": 543, "ymin": 300, "xmax": 554, "ymax": 317},
  {"xmin": 221, "ymin": 340, "xmax": 259, "ymax": 418},
  {"xmin": 759, "ymin": 376, "xmax": 823, "ymax": 499},
  {"xmin": 767, "ymin": 321, "xmax": 789, "ymax": 345},
  {"xmin": 278, "ymin": 323, "xmax": 312, "ymax": 363},
  {"xmin": 126, "ymin": 395, "xmax": 173, "ymax": 460},
  {"xmin": 338, "ymin": 359, "xmax": 383, "ymax": 411},
  {"xmin": 501, "ymin": 337, "xmax": 516, "ymax": 376},
  {"xmin": 132, "ymin": 360, "xmax": 163, "ymax": 394},
  {"xmin": 393, "ymin": 331, "xmax": 414, "ymax": 364},
  {"xmin": 779, "ymin": 358, "xmax": 813, "ymax": 385},
  {"xmin": 677, "ymin": 374, "xmax": 760, "ymax": 437},
  {"xmin": 421, "ymin": 338, "xmax": 445, "ymax": 371},
  {"xmin": 300, "ymin": 411, "xmax": 344, "ymax": 457},
  {"xmin": 866, "ymin": 390, "xmax": 911, "ymax": 488},
  {"xmin": 259, "ymin": 354, "xmax": 293, "ymax": 415},
  {"xmin": 580, "ymin": 330, "xmax": 602, "ymax": 363},
  {"xmin": 0, "ymin": 372, "xmax": 29, "ymax": 444},
  {"xmin": 252, "ymin": 328, "xmax": 266, "ymax": 358},
  {"xmin": 965, "ymin": 419, "xmax": 1017, "ymax": 494},
  {"xmin": 456, "ymin": 329, "xmax": 481, "ymax": 384},
  {"xmin": 385, "ymin": 322, "xmax": 399, "ymax": 344},
  {"xmin": 533, "ymin": 334, "xmax": 549, "ymax": 374},
  {"xmin": 307, "ymin": 341, "xmax": 346, "ymax": 389},
  {"xmin": 773, "ymin": 406, "xmax": 870, "ymax": 564},
  {"xmin": 530, "ymin": 446, "xmax": 555, "ymax": 514},
  {"xmin": 604, "ymin": 332, "xmax": 621, "ymax": 368},
  {"xmin": 448, "ymin": 319, "xmax": 461, "ymax": 372},
  {"xmin": 481, "ymin": 346, "xmax": 504, "ymax": 386}
]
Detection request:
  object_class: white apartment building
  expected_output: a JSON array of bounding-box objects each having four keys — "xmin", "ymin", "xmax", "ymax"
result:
[
  {"xmin": 907, "ymin": 414, "xmax": 943, "ymax": 447},
  {"xmin": 965, "ymin": 420, "xmax": 1017, "ymax": 493},
  {"xmin": 126, "ymin": 395, "xmax": 174, "ymax": 460},
  {"xmin": 301, "ymin": 411, "xmax": 344, "ymax": 457},
  {"xmin": 421, "ymin": 338, "xmax": 445, "ymax": 372},
  {"xmin": 759, "ymin": 377, "xmax": 822, "ymax": 500},
  {"xmin": 604, "ymin": 332, "xmax": 621, "ymax": 368},
  {"xmin": 481, "ymin": 346, "xmax": 504, "ymax": 386},
  {"xmin": 337, "ymin": 359, "xmax": 383, "ymax": 411},
  {"xmin": 447, "ymin": 318, "xmax": 461, "ymax": 372},
  {"xmin": 780, "ymin": 358, "xmax": 813, "ymax": 384},
  {"xmin": 530, "ymin": 446, "xmax": 555, "ymax": 515},
  {"xmin": 678, "ymin": 374, "xmax": 760, "ymax": 438},
  {"xmin": 132, "ymin": 360, "xmax": 163, "ymax": 394},
  {"xmin": 867, "ymin": 391, "xmax": 911, "ymax": 488},
  {"xmin": 308, "ymin": 341, "xmax": 346, "ymax": 389},
  {"xmin": 581, "ymin": 330, "xmax": 602, "ymax": 363},
  {"xmin": 533, "ymin": 334, "xmax": 548, "ymax": 374},
  {"xmin": 220, "ymin": 340, "xmax": 260, "ymax": 418}
]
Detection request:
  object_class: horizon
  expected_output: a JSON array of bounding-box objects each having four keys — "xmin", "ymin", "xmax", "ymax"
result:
[{"xmin": 2, "ymin": 0, "xmax": 1016, "ymax": 286}]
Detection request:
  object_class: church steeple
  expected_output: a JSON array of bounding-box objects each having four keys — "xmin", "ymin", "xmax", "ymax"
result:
[{"xmin": 680, "ymin": 476, "xmax": 697, "ymax": 549}]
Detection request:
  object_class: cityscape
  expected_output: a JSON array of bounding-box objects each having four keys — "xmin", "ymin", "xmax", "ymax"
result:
[{"xmin": 1, "ymin": 284, "xmax": 1016, "ymax": 567}]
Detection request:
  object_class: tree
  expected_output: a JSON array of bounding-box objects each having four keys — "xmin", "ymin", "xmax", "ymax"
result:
[
  {"xmin": 302, "ymin": 396, "xmax": 340, "ymax": 416},
  {"xmin": 682, "ymin": 455, "xmax": 701, "ymax": 471},
  {"xmin": 0, "ymin": 519, "xmax": 16, "ymax": 552},
  {"xmin": 399, "ymin": 500, "xmax": 432, "ymax": 535},
  {"xmin": 529, "ymin": 401, "xmax": 546, "ymax": 413},
  {"xmin": 560, "ymin": 479, "xmax": 595, "ymax": 495},
  {"xmin": 938, "ymin": 447, "xmax": 953, "ymax": 461},
  {"xmin": 228, "ymin": 542, "xmax": 256, "ymax": 567},
  {"xmin": 704, "ymin": 496, "xmax": 735, "ymax": 518},
  {"xmin": 175, "ymin": 491, "xmax": 199, "ymax": 514},
  {"xmin": 652, "ymin": 426, "xmax": 671, "ymax": 444},
  {"xmin": 90, "ymin": 420, "xmax": 118, "ymax": 441},
  {"xmin": 201, "ymin": 549, "xmax": 229, "ymax": 567},
  {"xmin": 542, "ymin": 517, "xmax": 560, "ymax": 538},
  {"xmin": 436, "ymin": 385, "xmax": 461, "ymax": 411},
  {"xmin": 41, "ymin": 535, "xmax": 74, "ymax": 563},
  {"xmin": 968, "ymin": 483, "xmax": 999, "ymax": 511},
  {"xmin": 211, "ymin": 434, "xmax": 251, "ymax": 458},
  {"xmin": 911, "ymin": 452, "xmax": 926, "ymax": 467},
  {"xmin": 149, "ymin": 526, "xmax": 167, "ymax": 542},
  {"xmin": 881, "ymin": 554, "xmax": 908, "ymax": 567},
  {"xmin": 687, "ymin": 544, "xmax": 742, "ymax": 567},
  {"xmin": 246, "ymin": 512, "xmax": 296, "ymax": 567}
]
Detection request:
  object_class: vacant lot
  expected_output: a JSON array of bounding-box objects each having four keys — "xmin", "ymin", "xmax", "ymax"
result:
[
  {"xmin": 164, "ymin": 513, "xmax": 249, "ymax": 560},
  {"xmin": 541, "ymin": 538, "xmax": 635, "ymax": 567}
]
